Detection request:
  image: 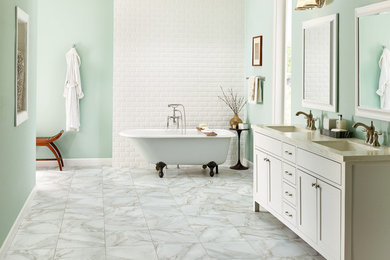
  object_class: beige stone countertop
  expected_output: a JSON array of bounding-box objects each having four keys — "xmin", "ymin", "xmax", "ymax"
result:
[{"xmin": 252, "ymin": 124, "xmax": 390, "ymax": 163}]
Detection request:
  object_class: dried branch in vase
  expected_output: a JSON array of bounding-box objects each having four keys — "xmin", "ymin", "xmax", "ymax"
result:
[{"xmin": 218, "ymin": 87, "xmax": 247, "ymax": 114}]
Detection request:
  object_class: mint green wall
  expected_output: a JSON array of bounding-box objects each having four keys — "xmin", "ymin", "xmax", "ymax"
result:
[
  {"xmin": 359, "ymin": 13, "xmax": 390, "ymax": 109},
  {"xmin": 291, "ymin": 0, "xmax": 390, "ymax": 146},
  {"xmin": 36, "ymin": 0, "xmax": 113, "ymax": 159},
  {"xmin": 244, "ymin": 0, "xmax": 274, "ymax": 161},
  {"xmin": 0, "ymin": 0, "xmax": 37, "ymax": 246}
]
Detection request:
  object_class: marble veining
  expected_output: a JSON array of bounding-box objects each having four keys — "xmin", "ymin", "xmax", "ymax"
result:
[{"xmin": 2, "ymin": 166, "xmax": 324, "ymax": 259}]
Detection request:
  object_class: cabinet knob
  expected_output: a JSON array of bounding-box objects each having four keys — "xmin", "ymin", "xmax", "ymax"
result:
[
  {"xmin": 316, "ymin": 184, "xmax": 321, "ymax": 189},
  {"xmin": 264, "ymin": 158, "xmax": 270, "ymax": 162},
  {"xmin": 312, "ymin": 183, "xmax": 316, "ymax": 187}
]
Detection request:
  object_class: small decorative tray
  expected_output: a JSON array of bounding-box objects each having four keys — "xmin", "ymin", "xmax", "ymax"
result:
[{"xmin": 320, "ymin": 129, "xmax": 352, "ymax": 138}]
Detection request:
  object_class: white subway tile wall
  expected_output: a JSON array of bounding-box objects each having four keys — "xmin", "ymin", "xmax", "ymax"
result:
[{"xmin": 113, "ymin": 0, "xmax": 245, "ymax": 168}]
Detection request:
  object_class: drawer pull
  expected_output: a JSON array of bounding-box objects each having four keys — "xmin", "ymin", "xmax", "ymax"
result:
[
  {"xmin": 284, "ymin": 170, "xmax": 293, "ymax": 176},
  {"xmin": 284, "ymin": 151, "xmax": 293, "ymax": 155},
  {"xmin": 312, "ymin": 183, "xmax": 316, "ymax": 187},
  {"xmin": 284, "ymin": 191, "xmax": 293, "ymax": 197},
  {"xmin": 285, "ymin": 211, "xmax": 293, "ymax": 217},
  {"xmin": 263, "ymin": 158, "xmax": 270, "ymax": 162}
]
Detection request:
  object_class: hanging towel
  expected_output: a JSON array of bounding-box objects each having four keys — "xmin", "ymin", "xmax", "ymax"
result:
[
  {"xmin": 377, "ymin": 48, "xmax": 390, "ymax": 109},
  {"xmin": 257, "ymin": 78, "xmax": 263, "ymax": 103},
  {"xmin": 64, "ymin": 47, "xmax": 84, "ymax": 132},
  {"xmin": 248, "ymin": 76, "xmax": 258, "ymax": 104}
]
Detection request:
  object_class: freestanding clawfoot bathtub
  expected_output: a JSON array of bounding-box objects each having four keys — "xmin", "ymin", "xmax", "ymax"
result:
[{"xmin": 120, "ymin": 129, "xmax": 235, "ymax": 178}]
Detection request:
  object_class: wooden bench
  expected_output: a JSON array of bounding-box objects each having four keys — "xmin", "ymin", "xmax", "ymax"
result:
[{"xmin": 36, "ymin": 130, "xmax": 64, "ymax": 171}]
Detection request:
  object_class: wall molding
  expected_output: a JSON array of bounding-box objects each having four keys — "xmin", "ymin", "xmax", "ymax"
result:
[
  {"xmin": 36, "ymin": 158, "xmax": 112, "ymax": 168},
  {"xmin": 0, "ymin": 187, "xmax": 36, "ymax": 258},
  {"xmin": 272, "ymin": 0, "xmax": 287, "ymax": 124}
]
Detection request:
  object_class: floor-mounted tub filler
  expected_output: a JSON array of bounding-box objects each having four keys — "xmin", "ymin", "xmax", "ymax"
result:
[{"xmin": 120, "ymin": 129, "xmax": 235, "ymax": 177}]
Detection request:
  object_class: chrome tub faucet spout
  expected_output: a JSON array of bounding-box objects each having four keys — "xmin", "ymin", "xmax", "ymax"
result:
[{"xmin": 167, "ymin": 104, "xmax": 187, "ymax": 134}]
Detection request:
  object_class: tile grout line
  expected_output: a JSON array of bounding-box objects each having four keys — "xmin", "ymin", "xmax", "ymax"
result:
[
  {"xmin": 166, "ymin": 170, "xmax": 211, "ymax": 258},
  {"xmin": 52, "ymin": 169, "xmax": 74, "ymax": 260},
  {"xmin": 101, "ymin": 166, "xmax": 107, "ymax": 260},
  {"xmin": 131, "ymin": 168, "xmax": 160, "ymax": 260}
]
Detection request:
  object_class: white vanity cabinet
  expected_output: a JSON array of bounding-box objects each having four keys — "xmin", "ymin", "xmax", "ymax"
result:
[
  {"xmin": 253, "ymin": 128, "xmax": 343, "ymax": 260},
  {"xmin": 252, "ymin": 125, "xmax": 390, "ymax": 260},
  {"xmin": 253, "ymin": 125, "xmax": 390, "ymax": 260}
]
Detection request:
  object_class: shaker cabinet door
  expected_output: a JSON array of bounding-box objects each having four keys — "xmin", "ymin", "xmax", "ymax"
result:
[
  {"xmin": 268, "ymin": 155, "xmax": 282, "ymax": 215},
  {"xmin": 317, "ymin": 180, "xmax": 341, "ymax": 260},
  {"xmin": 298, "ymin": 170, "xmax": 317, "ymax": 243}
]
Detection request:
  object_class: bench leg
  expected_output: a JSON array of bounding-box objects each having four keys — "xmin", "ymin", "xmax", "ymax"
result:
[
  {"xmin": 50, "ymin": 142, "xmax": 64, "ymax": 167},
  {"xmin": 46, "ymin": 144, "xmax": 62, "ymax": 171}
]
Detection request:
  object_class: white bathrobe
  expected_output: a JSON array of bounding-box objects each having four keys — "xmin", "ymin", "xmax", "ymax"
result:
[
  {"xmin": 377, "ymin": 48, "xmax": 390, "ymax": 110},
  {"xmin": 64, "ymin": 48, "xmax": 84, "ymax": 132}
]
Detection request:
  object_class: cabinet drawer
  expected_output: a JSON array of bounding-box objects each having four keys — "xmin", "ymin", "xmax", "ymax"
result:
[
  {"xmin": 254, "ymin": 132, "xmax": 282, "ymax": 157},
  {"xmin": 282, "ymin": 202, "xmax": 297, "ymax": 225},
  {"xmin": 282, "ymin": 163, "xmax": 296, "ymax": 185},
  {"xmin": 297, "ymin": 148, "xmax": 341, "ymax": 185},
  {"xmin": 282, "ymin": 143, "xmax": 296, "ymax": 163},
  {"xmin": 282, "ymin": 182, "xmax": 296, "ymax": 207}
]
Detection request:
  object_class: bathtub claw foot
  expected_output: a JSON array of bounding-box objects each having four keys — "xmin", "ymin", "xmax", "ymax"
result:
[
  {"xmin": 156, "ymin": 162, "xmax": 167, "ymax": 178},
  {"xmin": 207, "ymin": 161, "xmax": 218, "ymax": 177}
]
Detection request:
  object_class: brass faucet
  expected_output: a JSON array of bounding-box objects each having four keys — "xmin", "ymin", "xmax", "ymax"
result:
[
  {"xmin": 296, "ymin": 110, "xmax": 316, "ymax": 130},
  {"xmin": 352, "ymin": 121, "xmax": 382, "ymax": 147}
]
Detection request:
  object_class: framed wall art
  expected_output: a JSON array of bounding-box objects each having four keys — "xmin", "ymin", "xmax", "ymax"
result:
[
  {"xmin": 15, "ymin": 7, "xmax": 29, "ymax": 126},
  {"xmin": 252, "ymin": 35, "xmax": 263, "ymax": 66}
]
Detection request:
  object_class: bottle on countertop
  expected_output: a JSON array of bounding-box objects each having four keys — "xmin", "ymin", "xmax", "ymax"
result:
[{"xmin": 336, "ymin": 114, "xmax": 346, "ymax": 130}]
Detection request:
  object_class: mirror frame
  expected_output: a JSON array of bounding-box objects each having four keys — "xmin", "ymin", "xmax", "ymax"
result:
[
  {"xmin": 355, "ymin": 0, "xmax": 390, "ymax": 121},
  {"xmin": 15, "ymin": 7, "xmax": 29, "ymax": 126},
  {"xmin": 302, "ymin": 14, "xmax": 339, "ymax": 112}
]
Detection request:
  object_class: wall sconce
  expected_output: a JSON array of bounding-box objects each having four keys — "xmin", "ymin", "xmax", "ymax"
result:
[{"xmin": 295, "ymin": 0, "xmax": 326, "ymax": 10}]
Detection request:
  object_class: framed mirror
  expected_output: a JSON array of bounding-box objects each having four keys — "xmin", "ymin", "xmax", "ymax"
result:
[
  {"xmin": 15, "ymin": 7, "xmax": 29, "ymax": 126},
  {"xmin": 355, "ymin": 0, "xmax": 390, "ymax": 121},
  {"xmin": 302, "ymin": 14, "xmax": 338, "ymax": 112}
]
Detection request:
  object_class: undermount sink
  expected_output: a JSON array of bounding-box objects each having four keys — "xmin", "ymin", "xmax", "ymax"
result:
[
  {"xmin": 312, "ymin": 140, "xmax": 378, "ymax": 152},
  {"xmin": 267, "ymin": 125, "xmax": 311, "ymax": 133}
]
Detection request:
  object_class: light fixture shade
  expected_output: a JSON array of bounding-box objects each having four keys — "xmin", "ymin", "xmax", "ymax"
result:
[
  {"xmin": 295, "ymin": 0, "xmax": 325, "ymax": 10},
  {"xmin": 295, "ymin": 0, "xmax": 307, "ymax": 10}
]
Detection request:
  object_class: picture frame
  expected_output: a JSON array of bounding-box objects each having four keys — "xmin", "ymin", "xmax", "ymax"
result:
[
  {"xmin": 15, "ymin": 7, "xmax": 29, "ymax": 126},
  {"xmin": 252, "ymin": 36, "xmax": 263, "ymax": 66}
]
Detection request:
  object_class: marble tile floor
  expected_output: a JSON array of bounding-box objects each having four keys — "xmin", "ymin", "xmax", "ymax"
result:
[{"xmin": 2, "ymin": 166, "xmax": 325, "ymax": 260}]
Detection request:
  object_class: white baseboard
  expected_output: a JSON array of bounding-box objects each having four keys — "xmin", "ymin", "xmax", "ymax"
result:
[
  {"xmin": 0, "ymin": 187, "xmax": 36, "ymax": 258},
  {"xmin": 243, "ymin": 158, "xmax": 253, "ymax": 169},
  {"xmin": 36, "ymin": 158, "xmax": 112, "ymax": 168}
]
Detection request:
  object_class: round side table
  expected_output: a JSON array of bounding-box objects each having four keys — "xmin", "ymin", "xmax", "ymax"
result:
[{"xmin": 229, "ymin": 128, "xmax": 249, "ymax": 170}]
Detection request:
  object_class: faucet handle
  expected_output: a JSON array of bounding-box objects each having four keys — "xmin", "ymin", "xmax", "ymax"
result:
[
  {"xmin": 361, "ymin": 128, "xmax": 367, "ymax": 133},
  {"xmin": 375, "ymin": 131, "xmax": 382, "ymax": 136}
]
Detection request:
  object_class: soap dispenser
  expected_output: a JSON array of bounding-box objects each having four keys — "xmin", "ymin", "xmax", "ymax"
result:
[{"xmin": 336, "ymin": 114, "xmax": 346, "ymax": 130}]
